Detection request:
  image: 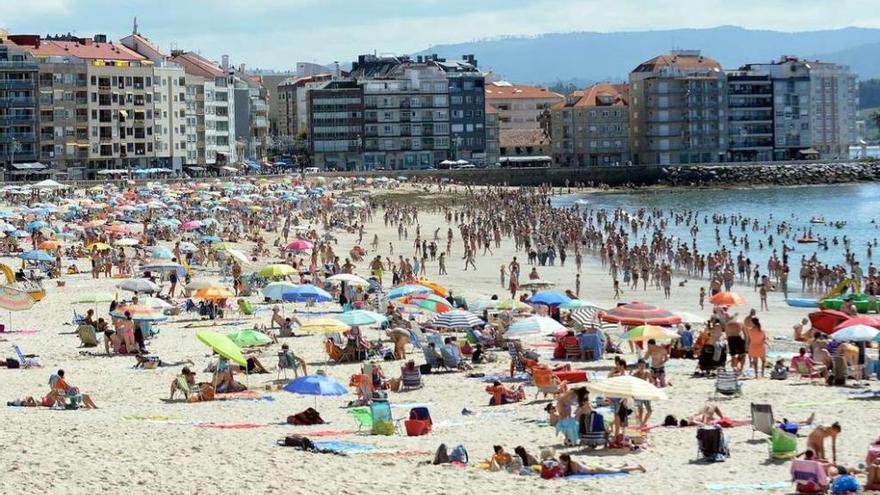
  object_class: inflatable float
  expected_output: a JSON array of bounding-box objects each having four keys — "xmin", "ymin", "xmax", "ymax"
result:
[
  {"xmin": 786, "ymin": 298, "xmax": 818, "ymax": 308},
  {"xmin": 819, "ymin": 293, "xmax": 879, "ymax": 314}
]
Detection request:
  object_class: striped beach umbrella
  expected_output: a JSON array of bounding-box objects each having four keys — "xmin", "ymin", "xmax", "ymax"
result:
[
  {"xmin": 401, "ymin": 293, "xmax": 453, "ymax": 313},
  {"xmin": 0, "ymin": 286, "xmax": 35, "ymax": 311},
  {"xmin": 506, "ymin": 315, "xmax": 566, "ymax": 337},
  {"xmin": 429, "ymin": 310, "xmax": 485, "ymax": 329},
  {"xmin": 335, "ymin": 310, "xmax": 387, "ymax": 327},
  {"xmin": 599, "ymin": 302, "xmax": 682, "ymax": 327},
  {"xmin": 110, "ymin": 304, "xmax": 167, "ymax": 321},
  {"xmin": 585, "ymin": 375, "xmax": 668, "ymax": 401},
  {"xmin": 623, "ymin": 325, "xmax": 680, "ymax": 342},
  {"xmin": 387, "ymin": 284, "xmax": 433, "ymax": 299}
]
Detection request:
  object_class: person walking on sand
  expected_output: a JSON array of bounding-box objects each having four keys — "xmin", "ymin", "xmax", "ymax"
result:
[
  {"xmin": 438, "ymin": 252, "xmax": 447, "ymax": 275},
  {"xmin": 575, "ymin": 274, "xmax": 581, "ymax": 297},
  {"xmin": 464, "ymin": 249, "xmax": 477, "ymax": 271},
  {"xmin": 500, "ymin": 264, "xmax": 507, "ymax": 289},
  {"xmin": 699, "ymin": 287, "xmax": 706, "ymax": 310},
  {"xmin": 613, "ymin": 279, "xmax": 621, "ymax": 300}
]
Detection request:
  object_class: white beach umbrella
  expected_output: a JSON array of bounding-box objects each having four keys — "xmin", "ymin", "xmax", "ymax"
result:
[
  {"xmin": 326, "ymin": 273, "xmax": 370, "ymax": 286},
  {"xmin": 506, "ymin": 315, "xmax": 566, "ymax": 337},
  {"xmin": 585, "ymin": 375, "xmax": 668, "ymax": 401},
  {"xmin": 117, "ymin": 278, "xmax": 160, "ymax": 293}
]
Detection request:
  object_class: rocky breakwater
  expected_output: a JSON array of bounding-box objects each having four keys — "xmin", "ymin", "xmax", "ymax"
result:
[{"xmin": 661, "ymin": 161, "xmax": 880, "ymax": 187}]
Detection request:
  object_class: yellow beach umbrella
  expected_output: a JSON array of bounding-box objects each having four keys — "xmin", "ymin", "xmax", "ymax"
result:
[
  {"xmin": 300, "ymin": 318, "xmax": 350, "ymax": 334},
  {"xmin": 257, "ymin": 264, "xmax": 296, "ymax": 279},
  {"xmin": 87, "ymin": 242, "xmax": 111, "ymax": 251}
]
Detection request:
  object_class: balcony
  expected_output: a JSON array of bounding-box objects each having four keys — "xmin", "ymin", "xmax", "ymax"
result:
[
  {"xmin": 0, "ymin": 97, "xmax": 34, "ymax": 107},
  {"xmin": 0, "ymin": 61, "xmax": 38, "ymax": 69},
  {"xmin": 0, "ymin": 115, "xmax": 35, "ymax": 125},
  {"xmin": 0, "ymin": 80, "xmax": 34, "ymax": 90},
  {"xmin": 0, "ymin": 132, "xmax": 35, "ymax": 141}
]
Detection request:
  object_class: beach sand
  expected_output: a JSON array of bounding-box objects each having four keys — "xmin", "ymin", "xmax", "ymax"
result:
[{"xmin": 0, "ymin": 184, "xmax": 876, "ymax": 495}]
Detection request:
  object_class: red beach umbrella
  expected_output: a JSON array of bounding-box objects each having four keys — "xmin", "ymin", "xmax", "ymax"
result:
[
  {"xmin": 598, "ymin": 302, "xmax": 682, "ymax": 327},
  {"xmin": 834, "ymin": 315, "xmax": 880, "ymax": 331},
  {"xmin": 809, "ymin": 309, "xmax": 852, "ymax": 334}
]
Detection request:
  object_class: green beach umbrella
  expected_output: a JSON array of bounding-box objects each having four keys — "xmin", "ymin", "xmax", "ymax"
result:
[
  {"xmin": 196, "ymin": 330, "xmax": 247, "ymax": 367},
  {"xmin": 226, "ymin": 329, "xmax": 273, "ymax": 348}
]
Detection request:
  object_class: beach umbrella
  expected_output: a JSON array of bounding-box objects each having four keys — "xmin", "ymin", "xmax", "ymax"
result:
[
  {"xmin": 200, "ymin": 235, "xmax": 221, "ymax": 243},
  {"xmin": 300, "ymin": 318, "xmax": 350, "ymax": 334},
  {"xmin": 285, "ymin": 239, "xmax": 313, "ymax": 251},
  {"xmin": 142, "ymin": 261, "xmax": 186, "ymax": 277},
  {"xmin": 335, "ymin": 310, "xmax": 388, "ymax": 327},
  {"xmin": 416, "ymin": 280, "xmax": 449, "ymax": 297},
  {"xmin": 518, "ymin": 279, "xmax": 556, "ymax": 290},
  {"xmin": 0, "ymin": 286, "xmax": 34, "ymax": 332},
  {"xmin": 559, "ymin": 299, "xmax": 598, "ymax": 310},
  {"xmin": 211, "ymin": 242, "xmax": 236, "ymax": 251},
  {"xmin": 114, "ymin": 237, "xmax": 139, "ymax": 247},
  {"xmin": 25, "ymin": 220, "xmax": 48, "ymax": 232},
  {"xmin": 110, "ymin": 304, "xmax": 168, "ymax": 321},
  {"xmin": 507, "ymin": 315, "xmax": 566, "ymax": 337},
  {"xmin": 280, "ymin": 284, "xmax": 333, "ymax": 303},
  {"xmin": 185, "ymin": 279, "xmax": 214, "ymax": 291},
  {"xmin": 75, "ymin": 293, "xmax": 115, "ymax": 304},
  {"xmin": 528, "ymin": 291, "xmax": 571, "ymax": 306},
  {"xmin": 117, "ymin": 278, "xmax": 160, "ymax": 294},
  {"xmin": 103, "ymin": 225, "xmax": 130, "ymax": 235},
  {"xmin": 429, "ymin": 310, "xmax": 484, "ymax": 329},
  {"xmin": 17, "ymin": 250, "xmax": 53, "ymax": 262},
  {"xmin": 194, "ymin": 287, "xmax": 234, "ymax": 301},
  {"xmin": 386, "ymin": 284, "xmax": 433, "ymax": 299},
  {"xmin": 326, "ymin": 273, "xmax": 370, "ymax": 286},
  {"xmin": 834, "ymin": 316, "xmax": 880, "ymax": 331},
  {"xmin": 37, "ymin": 240, "xmax": 61, "ymax": 251},
  {"xmin": 196, "ymin": 330, "xmax": 247, "ymax": 367},
  {"xmin": 585, "ymin": 375, "xmax": 668, "ymax": 401},
  {"xmin": 150, "ymin": 246, "xmax": 174, "ymax": 259},
  {"xmin": 227, "ymin": 329, "xmax": 273, "ymax": 348},
  {"xmin": 709, "ymin": 291, "xmax": 746, "ymax": 306},
  {"xmin": 33, "ymin": 179, "xmax": 63, "ymax": 190},
  {"xmin": 262, "ymin": 281, "xmax": 298, "ymax": 301},
  {"xmin": 469, "ymin": 298, "xmax": 532, "ymax": 313},
  {"xmin": 257, "ymin": 264, "xmax": 296, "ymax": 279},
  {"xmin": 831, "ymin": 324, "xmax": 879, "ymax": 342},
  {"xmin": 623, "ymin": 325, "xmax": 680, "ymax": 342},
  {"xmin": 599, "ymin": 302, "xmax": 682, "ymax": 327},
  {"xmin": 137, "ymin": 296, "xmax": 173, "ymax": 310},
  {"xmin": 86, "ymin": 242, "xmax": 111, "ymax": 251},
  {"xmin": 181, "ymin": 221, "xmax": 202, "ymax": 231},
  {"xmin": 809, "ymin": 310, "xmax": 851, "ymax": 334},
  {"xmin": 401, "ymin": 293, "xmax": 453, "ymax": 313},
  {"xmin": 283, "ymin": 373, "xmax": 347, "ymax": 407},
  {"xmin": 224, "ymin": 249, "xmax": 249, "ymax": 265},
  {"xmin": 179, "ymin": 241, "xmax": 198, "ymax": 253}
]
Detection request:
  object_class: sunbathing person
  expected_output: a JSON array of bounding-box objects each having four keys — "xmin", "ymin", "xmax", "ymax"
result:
[
  {"xmin": 807, "ymin": 422, "xmax": 842, "ymax": 464},
  {"xmin": 485, "ymin": 381, "xmax": 525, "ymax": 406},
  {"xmin": 514, "ymin": 446, "xmax": 539, "ymax": 467},
  {"xmin": 280, "ymin": 343, "xmax": 308, "ymax": 376},
  {"xmin": 558, "ymin": 454, "xmax": 646, "ymax": 476},
  {"xmin": 7, "ymin": 396, "xmax": 38, "ymax": 407},
  {"xmin": 686, "ymin": 403, "xmax": 724, "ymax": 425}
]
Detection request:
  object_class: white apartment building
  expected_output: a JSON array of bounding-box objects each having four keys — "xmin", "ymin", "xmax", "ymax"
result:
[{"xmin": 151, "ymin": 65, "xmax": 186, "ymax": 172}]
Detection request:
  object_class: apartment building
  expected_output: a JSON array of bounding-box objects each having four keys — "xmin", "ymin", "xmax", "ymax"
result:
[
  {"xmin": 441, "ymin": 55, "xmax": 486, "ymax": 164},
  {"xmin": 485, "ymin": 103, "xmax": 500, "ymax": 166},
  {"xmin": 277, "ymin": 73, "xmax": 332, "ymax": 142},
  {"xmin": 726, "ymin": 70, "xmax": 774, "ymax": 162},
  {"xmin": 550, "ymin": 83, "xmax": 630, "ymax": 167},
  {"xmin": 484, "ymin": 81, "xmax": 563, "ymax": 130},
  {"xmin": 233, "ymin": 70, "xmax": 269, "ymax": 161},
  {"xmin": 308, "ymin": 80, "xmax": 364, "ymax": 169},
  {"xmin": 740, "ymin": 56, "xmax": 857, "ymax": 160},
  {"xmin": 0, "ymin": 41, "xmax": 39, "ymax": 179},
  {"xmin": 121, "ymin": 30, "xmax": 186, "ymax": 173},
  {"xmin": 170, "ymin": 51, "xmax": 236, "ymax": 168},
  {"xmin": 629, "ymin": 50, "xmax": 728, "ymax": 166}
]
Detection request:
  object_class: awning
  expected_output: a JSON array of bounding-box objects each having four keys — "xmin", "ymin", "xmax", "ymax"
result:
[
  {"xmin": 96, "ymin": 169, "xmax": 129, "ymax": 175},
  {"xmin": 219, "ymin": 166, "xmax": 237, "ymax": 172},
  {"xmin": 11, "ymin": 162, "xmax": 47, "ymax": 171},
  {"xmin": 798, "ymin": 148, "xmax": 819, "ymax": 155},
  {"xmin": 500, "ymin": 156, "xmax": 553, "ymax": 163},
  {"xmin": 186, "ymin": 166, "xmax": 206, "ymax": 171}
]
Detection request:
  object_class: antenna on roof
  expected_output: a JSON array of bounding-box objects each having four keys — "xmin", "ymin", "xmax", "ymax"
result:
[{"xmin": 133, "ymin": 16, "xmax": 138, "ymax": 35}]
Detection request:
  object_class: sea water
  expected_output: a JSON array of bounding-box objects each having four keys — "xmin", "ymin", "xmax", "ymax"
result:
[{"xmin": 553, "ymin": 183, "xmax": 880, "ymax": 274}]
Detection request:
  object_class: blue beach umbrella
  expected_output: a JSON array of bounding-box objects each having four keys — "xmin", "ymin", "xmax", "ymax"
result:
[
  {"xmin": 335, "ymin": 310, "xmax": 388, "ymax": 327},
  {"xmin": 18, "ymin": 250, "xmax": 53, "ymax": 262},
  {"xmin": 281, "ymin": 285, "xmax": 332, "ymax": 303},
  {"xmin": 386, "ymin": 284, "xmax": 433, "ymax": 299},
  {"xmin": 527, "ymin": 291, "xmax": 571, "ymax": 306},
  {"xmin": 262, "ymin": 281, "xmax": 298, "ymax": 301},
  {"xmin": 283, "ymin": 373, "xmax": 347, "ymax": 407}
]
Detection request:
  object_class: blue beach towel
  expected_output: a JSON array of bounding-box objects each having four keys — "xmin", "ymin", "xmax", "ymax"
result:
[
  {"xmin": 312, "ymin": 441, "xmax": 375, "ymax": 453},
  {"xmin": 566, "ymin": 472, "xmax": 627, "ymax": 480}
]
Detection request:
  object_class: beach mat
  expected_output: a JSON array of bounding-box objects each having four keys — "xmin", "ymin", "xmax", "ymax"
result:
[{"xmin": 705, "ymin": 481, "xmax": 788, "ymax": 491}]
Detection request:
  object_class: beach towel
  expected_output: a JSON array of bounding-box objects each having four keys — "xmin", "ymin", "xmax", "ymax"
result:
[
  {"xmin": 367, "ymin": 449, "xmax": 433, "ymax": 458},
  {"xmin": 214, "ymin": 391, "xmax": 275, "ymax": 402},
  {"xmin": 565, "ymin": 473, "xmax": 628, "ymax": 480},
  {"xmin": 705, "ymin": 482, "xmax": 789, "ymax": 491},
  {"xmin": 312, "ymin": 441, "xmax": 375, "ymax": 453},
  {"xmin": 195, "ymin": 422, "xmax": 269, "ymax": 429}
]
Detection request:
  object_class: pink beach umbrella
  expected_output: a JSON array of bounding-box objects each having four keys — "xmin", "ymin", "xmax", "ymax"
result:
[
  {"xmin": 286, "ymin": 240, "xmax": 313, "ymax": 252},
  {"xmin": 181, "ymin": 221, "xmax": 202, "ymax": 231}
]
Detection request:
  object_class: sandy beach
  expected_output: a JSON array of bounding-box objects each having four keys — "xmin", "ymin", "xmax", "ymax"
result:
[{"xmin": 0, "ymin": 181, "xmax": 877, "ymax": 495}]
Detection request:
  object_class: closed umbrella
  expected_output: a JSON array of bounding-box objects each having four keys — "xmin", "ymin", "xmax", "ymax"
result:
[
  {"xmin": 196, "ymin": 330, "xmax": 247, "ymax": 367},
  {"xmin": 585, "ymin": 375, "xmax": 668, "ymax": 401},
  {"xmin": 429, "ymin": 310, "xmax": 484, "ymax": 329}
]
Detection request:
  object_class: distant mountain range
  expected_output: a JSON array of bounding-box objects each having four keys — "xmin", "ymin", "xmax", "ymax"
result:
[{"xmin": 414, "ymin": 26, "xmax": 880, "ymax": 86}]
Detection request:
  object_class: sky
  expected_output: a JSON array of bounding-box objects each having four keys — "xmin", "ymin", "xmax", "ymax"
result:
[{"xmin": 2, "ymin": 0, "xmax": 880, "ymax": 71}]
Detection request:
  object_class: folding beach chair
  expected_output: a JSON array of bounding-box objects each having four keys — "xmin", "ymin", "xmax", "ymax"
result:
[
  {"xmin": 531, "ymin": 366, "xmax": 561, "ymax": 399},
  {"xmin": 714, "ymin": 368, "xmax": 742, "ymax": 399},
  {"xmin": 13, "ymin": 344, "xmax": 39, "ymax": 368},
  {"xmin": 77, "ymin": 325, "xmax": 99, "ymax": 348},
  {"xmin": 400, "ymin": 365, "xmax": 422, "ymax": 390},
  {"xmin": 696, "ymin": 425, "xmax": 729, "ymax": 462},
  {"xmin": 791, "ymin": 459, "xmax": 830, "ymax": 494},
  {"xmin": 750, "ymin": 403, "xmax": 774, "ymax": 439},
  {"xmin": 579, "ymin": 411, "xmax": 608, "ymax": 449},
  {"xmin": 349, "ymin": 406, "xmax": 373, "ymax": 431}
]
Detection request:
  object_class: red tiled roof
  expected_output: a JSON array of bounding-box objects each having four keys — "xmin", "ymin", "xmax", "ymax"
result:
[
  {"xmin": 170, "ymin": 52, "xmax": 224, "ymax": 78},
  {"xmin": 11, "ymin": 38, "xmax": 145, "ymax": 61},
  {"xmin": 633, "ymin": 53, "xmax": 722, "ymax": 74},
  {"xmin": 485, "ymin": 82, "xmax": 563, "ymax": 101},
  {"xmin": 552, "ymin": 83, "xmax": 629, "ymax": 110},
  {"xmin": 485, "ymin": 103, "xmax": 499, "ymax": 114}
]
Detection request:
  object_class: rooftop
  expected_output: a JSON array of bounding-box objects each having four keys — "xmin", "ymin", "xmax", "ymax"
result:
[
  {"xmin": 632, "ymin": 50, "xmax": 722, "ymax": 74},
  {"xmin": 553, "ymin": 83, "xmax": 629, "ymax": 110},
  {"xmin": 169, "ymin": 51, "xmax": 225, "ymax": 78},
  {"xmin": 8, "ymin": 35, "xmax": 145, "ymax": 62},
  {"xmin": 485, "ymin": 82, "xmax": 563, "ymax": 100}
]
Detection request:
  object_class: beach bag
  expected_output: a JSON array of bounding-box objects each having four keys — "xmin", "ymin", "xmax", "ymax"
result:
[
  {"xmin": 449, "ymin": 445, "xmax": 468, "ymax": 464},
  {"xmin": 770, "ymin": 366, "xmax": 788, "ymax": 380},
  {"xmin": 433, "ymin": 444, "xmax": 450, "ymax": 465},
  {"xmin": 5, "ymin": 358, "xmax": 19, "ymax": 369},
  {"xmin": 283, "ymin": 434, "xmax": 316, "ymax": 450},
  {"xmin": 540, "ymin": 460, "xmax": 560, "ymax": 479}
]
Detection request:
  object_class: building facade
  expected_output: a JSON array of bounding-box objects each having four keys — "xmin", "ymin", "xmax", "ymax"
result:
[
  {"xmin": 726, "ymin": 70, "xmax": 774, "ymax": 162},
  {"xmin": 484, "ymin": 81, "xmax": 563, "ymax": 130},
  {"xmin": 308, "ymin": 80, "xmax": 364, "ymax": 170},
  {"xmin": 551, "ymin": 83, "xmax": 630, "ymax": 167},
  {"xmin": 233, "ymin": 71, "xmax": 270, "ymax": 161},
  {"xmin": 740, "ymin": 57, "xmax": 857, "ymax": 160},
  {"xmin": 629, "ymin": 50, "xmax": 728, "ymax": 166},
  {"xmin": 0, "ymin": 42, "xmax": 39, "ymax": 179}
]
